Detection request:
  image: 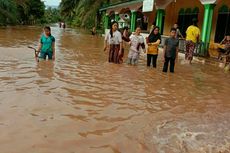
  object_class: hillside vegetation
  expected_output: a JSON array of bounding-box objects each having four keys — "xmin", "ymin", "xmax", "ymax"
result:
[{"xmin": 60, "ymin": 0, "xmax": 124, "ymax": 28}]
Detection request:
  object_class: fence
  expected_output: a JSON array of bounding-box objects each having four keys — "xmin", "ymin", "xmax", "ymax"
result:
[{"xmin": 161, "ymin": 35, "xmax": 206, "ymax": 57}]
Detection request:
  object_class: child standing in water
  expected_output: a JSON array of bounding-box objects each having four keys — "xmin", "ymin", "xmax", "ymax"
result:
[
  {"xmin": 104, "ymin": 21, "xmax": 123, "ymax": 64},
  {"xmin": 127, "ymin": 27, "xmax": 145, "ymax": 65},
  {"xmin": 162, "ymin": 28, "xmax": 179, "ymax": 73},
  {"xmin": 37, "ymin": 26, "xmax": 55, "ymax": 60}
]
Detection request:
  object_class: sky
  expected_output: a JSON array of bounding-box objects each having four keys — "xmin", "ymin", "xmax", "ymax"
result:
[{"xmin": 43, "ymin": 0, "xmax": 61, "ymax": 6}]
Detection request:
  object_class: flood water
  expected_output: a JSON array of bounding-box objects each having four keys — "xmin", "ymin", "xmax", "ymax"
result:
[{"xmin": 0, "ymin": 25, "xmax": 229, "ymax": 153}]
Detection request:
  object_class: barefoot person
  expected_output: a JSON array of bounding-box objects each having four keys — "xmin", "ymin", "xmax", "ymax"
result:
[
  {"xmin": 104, "ymin": 21, "xmax": 123, "ymax": 64},
  {"xmin": 37, "ymin": 26, "xmax": 55, "ymax": 60}
]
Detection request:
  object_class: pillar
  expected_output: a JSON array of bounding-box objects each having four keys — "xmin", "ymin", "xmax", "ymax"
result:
[
  {"xmin": 130, "ymin": 10, "xmax": 137, "ymax": 32},
  {"xmin": 104, "ymin": 13, "xmax": 109, "ymax": 29},
  {"xmin": 156, "ymin": 9, "xmax": 164, "ymax": 33},
  {"xmin": 115, "ymin": 12, "xmax": 119, "ymax": 22},
  {"xmin": 201, "ymin": 4, "xmax": 215, "ymax": 56}
]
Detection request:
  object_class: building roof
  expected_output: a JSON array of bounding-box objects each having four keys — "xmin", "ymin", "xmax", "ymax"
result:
[{"xmin": 99, "ymin": 0, "xmax": 144, "ymax": 12}]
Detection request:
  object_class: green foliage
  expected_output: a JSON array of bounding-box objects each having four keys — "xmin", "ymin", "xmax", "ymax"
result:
[
  {"xmin": 43, "ymin": 7, "xmax": 61, "ymax": 24},
  {"xmin": 0, "ymin": 0, "xmax": 18, "ymax": 25},
  {"xmin": 60, "ymin": 0, "xmax": 108, "ymax": 29},
  {"xmin": 60, "ymin": 0, "xmax": 79, "ymax": 19},
  {"xmin": 0, "ymin": 0, "xmax": 58, "ymax": 25},
  {"xmin": 17, "ymin": 0, "xmax": 45, "ymax": 24},
  {"xmin": 27, "ymin": 0, "xmax": 45, "ymax": 18}
]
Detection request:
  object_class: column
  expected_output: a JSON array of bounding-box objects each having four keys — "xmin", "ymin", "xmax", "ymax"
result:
[
  {"xmin": 130, "ymin": 10, "xmax": 137, "ymax": 32},
  {"xmin": 115, "ymin": 12, "xmax": 119, "ymax": 22},
  {"xmin": 156, "ymin": 9, "xmax": 164, "ymax": 33},
  {"xmin": 104, "ymin": 13, "xmax": 109, "ymax": 29},
  {"xmin": 201, "ymin": 4, "xmax": 215, "ymax": 56}
]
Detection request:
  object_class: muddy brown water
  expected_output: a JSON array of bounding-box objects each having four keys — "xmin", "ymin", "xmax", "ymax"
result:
[{"xmin": 0, "ymin": 25, "xmax": 229, "ymax": 153}]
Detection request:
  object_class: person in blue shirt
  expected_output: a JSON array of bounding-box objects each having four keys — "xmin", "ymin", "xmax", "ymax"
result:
[{"xmin": 37, "ymin": 26, "xmax": 55, "ymax": 60}]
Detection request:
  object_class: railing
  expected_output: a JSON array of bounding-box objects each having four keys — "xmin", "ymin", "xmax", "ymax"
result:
[{"xmin": 161, "ymin": 35, "xmax": 206, "ymax": 57}]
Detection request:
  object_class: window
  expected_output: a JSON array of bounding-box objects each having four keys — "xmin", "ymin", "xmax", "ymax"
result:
[
  {"xmin": 215, "ymin": 5, "xmax": 230, "ymax": 43},
  {"xmin": 177, "ymin": 7, "xmax": 199, "ymax": 37}
]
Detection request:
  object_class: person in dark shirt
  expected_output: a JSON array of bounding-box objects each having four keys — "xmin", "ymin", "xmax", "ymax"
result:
[{"xmin": 162, "ymin": 28, "xmax": 179, "ymax": 73}]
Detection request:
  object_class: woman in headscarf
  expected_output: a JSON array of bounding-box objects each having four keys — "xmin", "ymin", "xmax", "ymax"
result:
[{"xmin": 146, "ymin": 26, "xmax": 161, "ymax": 68}]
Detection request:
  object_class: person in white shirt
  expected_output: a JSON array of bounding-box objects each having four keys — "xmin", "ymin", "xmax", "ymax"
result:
[
  {"xmin": 104, "ymin": 21, "xmax": 123, "ymax": 64},
  {"xmin": 127, "ymin": 27, "xmax": 145, "ymax": 65}
]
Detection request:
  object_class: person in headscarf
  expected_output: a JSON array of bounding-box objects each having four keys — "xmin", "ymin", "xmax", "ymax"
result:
[{"xmin": 146, "ymin": 26, "xmax": 161, "ymax": 68}]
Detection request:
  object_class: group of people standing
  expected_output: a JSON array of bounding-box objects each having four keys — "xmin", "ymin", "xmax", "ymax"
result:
[
  {"xmin": 42, "ymin": 18, "xmax": 200, "ymax": 74},
  {"xmin": 104, "ymin": 20, "xmax": 200, "ymax": 73}
]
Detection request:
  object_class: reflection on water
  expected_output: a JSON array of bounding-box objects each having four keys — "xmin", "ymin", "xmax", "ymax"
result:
[
  {"xmin": 36, "ymin": 61, "xmax": 54, "ymax": 79},
  {"xmin": 0, "ymin": 25, "xmax": 229, "ymax": 153}
]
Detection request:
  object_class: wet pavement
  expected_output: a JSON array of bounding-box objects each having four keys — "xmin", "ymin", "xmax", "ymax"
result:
[{"xmin": 0, "ymin": 25, "xmax": 229, "ymax": 153}]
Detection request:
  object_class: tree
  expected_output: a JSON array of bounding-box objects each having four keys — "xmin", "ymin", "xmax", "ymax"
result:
[
  {"xmin": 60, "ymin": 0, "xmax": 109, "ymax": 28},
  {"xmin": 15, "ymin": 0, "xmax": 29, "ymax": 24},
  {"xmin": 0, "ymin": 0, "xmax": 57, "ymax": 25},
  {"xmin": 22, "ymin": 0, "xmax": 45, "ymax": 24},
  {"xmin": 60, "ymin": 0, "xmax": 79, "ymax": 19},
  {"xmin": 44, "ymin": 7, "xmax": 61, "ymax": 24},
  {"xmin": 0, "ymin": 0, "xmax": 17, "ymax": 25},
  {"xmin": 15, "ymin": 0, "xmax": 45, "ymax": 24}
]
